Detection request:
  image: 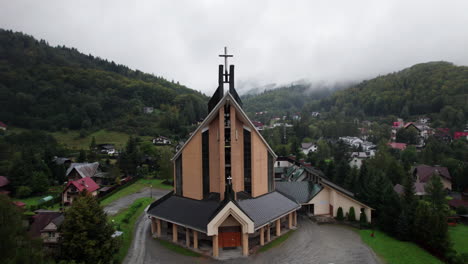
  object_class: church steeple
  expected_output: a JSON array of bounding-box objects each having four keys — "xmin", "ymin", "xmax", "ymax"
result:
[{"xmin": 208, "ymin": 47, "xmax": 242, "ymax": 112}]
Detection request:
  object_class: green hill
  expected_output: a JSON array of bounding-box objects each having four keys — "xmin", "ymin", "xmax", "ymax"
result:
[
  {"xmin": 243, "ymin": 62, "xmax": 468, "ymax": 131},
  {"xmin": 0, "ymin": 29, "xmax": 208, "ymax": 137},
  {"xmin": 321, "ymin": 62, "xmax": 468, "ymax": 129}
]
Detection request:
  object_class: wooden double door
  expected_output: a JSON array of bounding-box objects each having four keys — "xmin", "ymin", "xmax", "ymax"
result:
[{"xmin": 219, "ymin": 226, "xmax": 242, "ymax": 248}]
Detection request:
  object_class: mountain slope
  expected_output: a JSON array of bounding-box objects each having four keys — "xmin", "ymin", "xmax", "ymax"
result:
[
  {"xmin": 322, "ymin": 61, "xmax": 468, "ymax": 129},
  {"xmin": 0, "ymin": 29, "xmax": 208, "ymax": 136}
]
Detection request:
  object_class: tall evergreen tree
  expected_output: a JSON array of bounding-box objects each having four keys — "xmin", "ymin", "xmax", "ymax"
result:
[
  {"xmin": 425, "ymin": 174, "xmax": 447, "ymax": 211},
  {"xmin": 60, "ymin": 192, "xmax": 119, "ymax": 264},
  {"xmin": 0, "ymin": 194, "xmax": 48, "ymax": 264}
]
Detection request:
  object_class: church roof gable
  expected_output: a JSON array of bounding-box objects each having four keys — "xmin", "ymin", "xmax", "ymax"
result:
[{"xmin": 172, "ymin": 91, "xmax": 276, "ymax": 161}]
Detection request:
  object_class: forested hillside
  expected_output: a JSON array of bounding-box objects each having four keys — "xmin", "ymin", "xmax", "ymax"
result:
[
  {"xmin": 244, "ymin": 62, "xmax": 468, "ymax": 131},
  {"xmin": 319, "ymin": 62, "xmax": 468, "ymax": 130},
  {"xmin": 242, "ymin": 83, "xmax": 345, "ymax": 117},
  {"xmin": 0, "ymin": 29, "xmax": 208, "ymax": 137}
]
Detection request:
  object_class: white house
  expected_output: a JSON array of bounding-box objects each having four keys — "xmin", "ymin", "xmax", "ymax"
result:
[
  {"xmin": 301, "ymin": 142, "xmax": 318, "ymax": 155},
  {"xmin": 153, "ymin": 136, "xmax": 172, "ymax": 145}
]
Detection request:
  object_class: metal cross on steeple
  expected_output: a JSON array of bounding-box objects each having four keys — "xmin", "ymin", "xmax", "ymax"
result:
[{"xmin": 219, "ymin": 46, "xmax": 233, "ymax": 83}]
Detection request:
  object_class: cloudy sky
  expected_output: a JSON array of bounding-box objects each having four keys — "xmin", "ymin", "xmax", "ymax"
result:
[{"xmin": 1, "ymin": 0, "xmax": 468, "ymax": 94}]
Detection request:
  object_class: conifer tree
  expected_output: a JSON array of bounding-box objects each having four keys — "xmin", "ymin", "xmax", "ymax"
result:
[{"xmin": 60, "ymin": 192, "xmax": 119, "ymax": 264}]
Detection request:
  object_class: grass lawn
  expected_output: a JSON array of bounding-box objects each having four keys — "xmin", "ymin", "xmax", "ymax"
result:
[
  {"xmin": 110, "ymin": 197, "xmax": 154, "ymax": 264},
  {"xmin": 51, "ymin": 129, "xmax": 152, "ymax": 150},
  {"xmin": 100, "ymin": 178, "xmax": 172, "ymax": 207},
  {"xmin": 359, "ymin": 230, "xmax": 443, "ymax": 264},
  {"xmin": 155, "ymin": 238, "xmax": 201, "ymax": 257},
  {"xmin": 449, "ymin": 225, "xmax": 468, "ymax": 255},
  {"xmin": 12, "ymin": 195, "xmax": 44, "ymax": 206},
  {"xmin": 258, "ymin": 230, "xmax": 296, "ymax": 253}
]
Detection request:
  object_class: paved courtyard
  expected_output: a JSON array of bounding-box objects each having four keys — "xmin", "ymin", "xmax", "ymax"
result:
[{"xmin": 124, "ymin": 214, "xmax": 381, "ymax": 264}]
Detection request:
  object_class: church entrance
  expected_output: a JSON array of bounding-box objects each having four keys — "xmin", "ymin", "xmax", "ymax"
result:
[{"xmin": 219, "ymin": 226, "xmax": 241, "ymax": 248}]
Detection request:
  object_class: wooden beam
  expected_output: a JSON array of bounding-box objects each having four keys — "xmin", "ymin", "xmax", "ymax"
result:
[
  {"xmin": 294, "ymin": 211, "xmax": 297, "ymax": 226},
  {"xmin": 242, "ymin": 233, "xmax": 249, "ymax": 256},
  {"xmin": 150, "ymin": 217, "xmax": 156, "ymax": 235},
  {"xmin": 276, "ymin": 219, "xmax": 281, "ymax": 236},
  {"xmin": 213, "ymin": 235, "xmax": 219, "ymax": 257},
  {"xmin": 266, "ymin": 224, "xmax": 271, "ymax": 241},
  {"xmin": 186, "ymin": 228, "xmax": 190, "ymax": 247},
  {"xmin": 288, "ymin": 213, "xmax": 293, "ymax": 229},
  {"xmin": 260, "ymin": 227, "xmax": 264, "ymax": 246},
  {"xmin": 172, "ymin": 224, "xmax": 178, "ymax": 242},
  {"xmin": 193, "ymin": 230, "xmax": 198, "ymax": 249},
  {"xmin": 156, "ymin": 219, "xmax": 161, "ymax": 237}
]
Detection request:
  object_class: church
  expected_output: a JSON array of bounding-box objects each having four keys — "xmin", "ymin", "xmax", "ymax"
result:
[{"xmin": 146, "ymin": 49, "xmax": 301, "ymax": 257}]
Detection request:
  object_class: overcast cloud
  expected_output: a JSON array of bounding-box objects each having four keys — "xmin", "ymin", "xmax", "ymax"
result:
[{"xmin": 1, "ymin": 0, "xmax": 468, "ymax": 94}]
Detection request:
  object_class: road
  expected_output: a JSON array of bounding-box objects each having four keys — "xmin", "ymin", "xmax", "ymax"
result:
[
  {"xmin": 103, "ymin": 187, "xmax": 170, "ymax": 216},
  {"xmin": 124, "ymin": 214, "xmax": 381, "ymax": 264}
]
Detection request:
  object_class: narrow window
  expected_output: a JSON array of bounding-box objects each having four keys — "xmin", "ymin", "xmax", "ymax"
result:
[
  {"xmin": 175, "ymin": 155, "xmax": 183, "ymax": 196},
  {"xmin": 244, "ymin": 129, "xmax": 252, "ymax": 194},
  {"xmin": 268, "ymin": 153, "xmax": 274, "ymax": 192},
  {"xmin": 202, "ymin": 130, "xmax": 210, "ymax": 197}
]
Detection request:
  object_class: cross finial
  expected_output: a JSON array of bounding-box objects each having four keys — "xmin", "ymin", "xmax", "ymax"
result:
[{"xmin": 219, "ymin": 46, "xmax": 233, "ymax": 79}]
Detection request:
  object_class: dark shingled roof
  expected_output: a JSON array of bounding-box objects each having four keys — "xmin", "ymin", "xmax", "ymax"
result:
[
  {"xmin": 147, "ymin": 193, "xmax": 220, "ymax": 232},
  {"xmin": 275, "ymin": 181, "xmax": 323, "ymax": 204},
  {"xmin": 147, "ymin": 191, "xmax": 300, "ymax": 232},
  {"xmin": 237, "ymin": 191, "xmax": 300, "ymax": 228},
  {"xmin": 413, "ymin": 165, "xmax": 451, "ymax": 182},
  {"xmin": 29, "ymin": 212, "xmax": 63, "ymax": 237}
]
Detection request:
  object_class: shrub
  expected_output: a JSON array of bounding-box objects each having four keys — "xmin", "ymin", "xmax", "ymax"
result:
[
  {"xmin": 16, "ymin": 186, "xmax": 32, "ymax": 198},
  {"xmin": 336, "ymin": 207, "xmax": 344, "ymax": 220},
  {"xmin": 348, "ymin": 207, "xmax": 356, "ymax": 221},
  {"xmin": 360, "ymin": 210, "xmax": 367, "ymax": 224},
  {"xmin": 456, "ymin": 206, "xmax": 468, "ymax": 215}
]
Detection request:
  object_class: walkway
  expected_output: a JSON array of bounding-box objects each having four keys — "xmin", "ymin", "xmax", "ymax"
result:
[{"xmin": 124, "ymin": 215, "xmax": 381, "ymax": 264}]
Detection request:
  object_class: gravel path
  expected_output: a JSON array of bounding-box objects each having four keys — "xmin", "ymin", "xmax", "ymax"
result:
[
  {"xmin": 124, "ymin": 214, "xmax": 381, "ymax": 264},
  {"xmin": 103, "ymin": 187, "xmax": 170, "ymax": 216}
]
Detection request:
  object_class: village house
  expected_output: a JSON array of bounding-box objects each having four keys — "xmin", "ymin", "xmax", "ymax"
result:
[
  {"xmin": 143, "ymin": 106, "xmax": 154, "ymax": 114},
  {"xmin": 434, "ymin": 128, "xmax": 452, "ymax": 143},
  {"xmin": 252, "ymin": 121, "xmax": 264, "ymax": 131},
  {"xmin": 153, "ymin": 136, "xmax": 172, "ymax": 145},
  {"xmin": 311, "ymin": 112, "xmax": 320, "ymax": 118},
  {"xmin": 0, "ymin": 176, "xmax": 10, "ymax": 195},
  {"xmin": 62, "ymin": 177, "xmax": 99, "ymax": 205},
  {"xmin": 66, "ymin": 162, "xmax": 100, "ymax": 181},
  {"xmin": 387, "ymin": 142, "xmax": 407, "ymax": 151},
  {"xmin": 0, "ymin": 121, "xmax": 7, "ymax": 131},
  {"xmin": 394, "ymin": 165, "xmax": 452, "ymax": 196},
  {"xmin": 339, "ymin": 136, "xmax": 376, "ymax": 151},
  {"xmin": 301, "ymin": 142, "xmax": 318, "ymax": 155},
  {"xmin": 146, "ymin": 59, "xmax": 300, "ymax": 258},
  {"xmin": 273, "ymin": 156, "xmax": 373, "ymax": 221},
  {"xmin": 52, "ymin": 157, "xmax": 72, "ymax": 167},
  {"xmin": 276, "ymin": 180, "xmax": 372, "ymax": 222},
  {"xmin": 29, "ymin": 211, "xmax": 64, "ymax": 251},
  {"xmin": 98, "ymin": 144, "xmax": 116, "ymax": 155},
  {"xmin": 349, "ymin": 152, "xmax": 373, "ymax": 169},
  {"xmin": 454, "ymin": 131, "xmax": 468, "ymax": 140},
  {"xmin": 412, "ymin": 165, "xmax": 452, "ymax": 190}
]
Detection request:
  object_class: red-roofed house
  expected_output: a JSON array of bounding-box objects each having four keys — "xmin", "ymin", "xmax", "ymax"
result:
[
  {"xmin": 0, "ymin": 176, "xmax": 10, "ymax": 195},
  {"xmin": 387, "ymin": 142, "xmax": 407, "ymax": 151},
  {"xmin": 13, "ymin": 201, "xmax": 26, "ymax": 208},
  {"xmin": 62, "ymin": 177, "xmax": 99, "ymax": 205},
  {"xmin": 412, "ymin": 165, "xmax": 452, "ymax": 191},
  {"xmin": 454, "ymin": 132, "xmax": 468, "ymax": 140},
  {"xmin": 252, "ymin": 121, "xmax": 264, "ymax": 131},
  {"xmin": 0, "ymin": 122, "xmax": 7, "ymax": 131}
]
